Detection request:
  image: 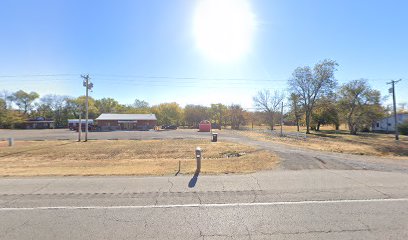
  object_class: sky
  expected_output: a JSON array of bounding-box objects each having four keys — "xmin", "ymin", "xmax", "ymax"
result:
[{"xmin": 0, "ymin": 0, "xmax": 407, "ymax": 109}]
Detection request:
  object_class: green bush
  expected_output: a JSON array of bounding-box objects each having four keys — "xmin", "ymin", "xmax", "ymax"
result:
[{"xmin": 398, "ymin": 120, "xmax": 408, "ymax": 135}]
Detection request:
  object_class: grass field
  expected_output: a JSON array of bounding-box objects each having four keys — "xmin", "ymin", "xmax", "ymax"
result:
[
  {"xmin": 0, "ymin": 139, "xmax": 278, "ymax": 177},
  {"xmin": 235, "ymin": 128, "xmax": 408, "ymax": 159}
]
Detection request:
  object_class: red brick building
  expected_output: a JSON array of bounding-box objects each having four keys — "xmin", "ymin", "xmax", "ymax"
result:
[{"xmin": 96, "ymin": 113, "xmax": 157, "ymax": 131}]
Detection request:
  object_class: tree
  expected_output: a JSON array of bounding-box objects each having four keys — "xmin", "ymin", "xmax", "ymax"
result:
[
  {"xmin": 133, "ymin": 99, "xmax": 149, "ymax": 109},
  {"xmin": 151, "ymin": 102, "xmax": 183, "ymax": 126},
  {"xmin": 229, "ymin": 104, "xmax": 246, "ymax": 130},
  {"xmin": 398, "ymin": 102, "xmax": 408, "ymax": 114},
  {"xmin": 0, "ymin": 99, "xmax": 26, "ymax": 128},
  {"xmin": 184, "ymin": 104, "xmax": 209, "ymax": 128},
  {"xmin": 288, "ymin": 93, "xmax": 303, "ymax": 131},
  {"xmin": 209, "ymin": 103, "xmax": 228, "ymax": 129},
  {"xmin": 253, "ymin": 89, "xmax": 284, "ymax": 130},
  {"xmin": 288, "ymin": 59, "xmax": 338, "ymax": 133},
  {"xmin": 34, "ymin": 95, "xmax": 70, "ymax": 127},
  {"xmin": 72, "ymin": 96, "xmax": 99, "ymax": 120},
  {"xmin": 338, "ymin": 79, "xmax": 384, "ymax": 135},
  {"xmin": 311, "ymin": 97, "xmax": 339, "ymax": 131},
  {"xmin": 95, "ymin": 98, "xmax": 120, "ymax": 114},
  {"xmin": 121, "ymin": 99, "xmax": 151, "ymax": 114},
  {"xmin": 398, "ymin": 120, "xmax": 408, "ymax": 135},
  {"xmin": 7, "ymin": 90, "xmax": 40, "ymax": 114},
  {"xmin": 1, "ymin": 90, "xmax": 12, "ymax": 109}
]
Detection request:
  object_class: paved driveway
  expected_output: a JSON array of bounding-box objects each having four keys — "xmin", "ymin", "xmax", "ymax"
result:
[{"xmin": 0, "ymin": 129, "xmax": 212, "ymax": 141}]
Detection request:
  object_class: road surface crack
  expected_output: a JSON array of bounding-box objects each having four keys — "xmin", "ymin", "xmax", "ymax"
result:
[
  {"xmin": 329, "ymin": 171, "xmax": 393, "ymax": 198},
  {"xmin": 254, "ymin": 228, "xmax": 371, "ymax": 236},
  {"xmin": 167, "ymin": 178, "xmax": 174, "ymax": 193},
  {"xmin": 196, "ymin": 192, "xmax": 203, "ymax": 204},
  {"xmin": 154, "ymin": 187, "xmax": 163, "ymax": 205}
]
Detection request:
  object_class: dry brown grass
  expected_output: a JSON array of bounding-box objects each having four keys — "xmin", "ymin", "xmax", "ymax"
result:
[
  {"xmin": 235, "ymin": 129, "xmax": 408, "ymax": 159},
  {"xmin": 240, "ymin": 125, "xmax": 346, "ymax": 132},
  {"xmin": 0, "ymin": 139, "xmax": 278, "ymax": 177}
]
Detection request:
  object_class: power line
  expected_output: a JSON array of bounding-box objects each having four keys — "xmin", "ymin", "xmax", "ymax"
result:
[
  {"xmin": 0, "ymin": 74, "xmax": 78, "ymax": 78},
  {"xmin": 0, "ymin": 73, "xmax": 401, "ymax": 83}
]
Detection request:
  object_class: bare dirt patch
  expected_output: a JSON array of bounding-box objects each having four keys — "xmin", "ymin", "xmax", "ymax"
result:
[{"xmin": 0, "ymin": 139, "xmax": 278, "ymax": 176}]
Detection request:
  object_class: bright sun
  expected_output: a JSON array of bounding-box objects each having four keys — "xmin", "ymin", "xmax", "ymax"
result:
[{"xmin": 193, "ymin": 0, "xmax": 256, "ymax": 63}]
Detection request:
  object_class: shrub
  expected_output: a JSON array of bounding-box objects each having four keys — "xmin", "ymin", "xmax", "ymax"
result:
[{"xmin": 398, "ymin": 120, "xmax": 408, "ymax": 135}]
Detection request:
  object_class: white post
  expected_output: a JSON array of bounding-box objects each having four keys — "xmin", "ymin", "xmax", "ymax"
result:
[
  {"xmin": 195, "ymin": 147, "xmax": 202, "ymax": 172},
  {"xmin": 8, "ymin": 138, "xmax": 13, "ymax": 147}
]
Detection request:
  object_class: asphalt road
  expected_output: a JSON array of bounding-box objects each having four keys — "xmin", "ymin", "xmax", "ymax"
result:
[{"xmin": 0, "ymin": 170, "xmax": 407, "ymax": 239}]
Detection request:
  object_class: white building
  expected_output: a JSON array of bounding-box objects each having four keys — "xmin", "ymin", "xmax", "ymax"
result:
[{"xmin": 372, "ymin": 114, "xmax": 408, "ymax": 132}]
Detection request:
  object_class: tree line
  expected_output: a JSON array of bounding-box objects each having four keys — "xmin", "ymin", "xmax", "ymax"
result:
[
  {"xmin": 255, "ymin": 59, "xmax": 403, "ymax": 135},
  {"xmin": 0, "ymin": 91, "xmax": 252, "ymax": 129},
  {"xmin": 1, "ymin": 59, "xmax": 406, "ymax": 134}
]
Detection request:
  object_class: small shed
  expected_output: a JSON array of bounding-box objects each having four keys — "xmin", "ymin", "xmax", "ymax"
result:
[{"xmin": 199, "ymin": 120, "xmax": 211, "ymax": 132}]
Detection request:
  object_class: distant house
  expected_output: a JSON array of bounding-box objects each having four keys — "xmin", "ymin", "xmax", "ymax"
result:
[
  {"xmin": 96, "ymin": 113, "xmax": 157, "ymax": 131},
  {"xmin": 372, "ymin": 114, "xmax": 408, "ymax": 132},
  {"xmin": 24, "ymin": 117, "xmax": 54, "ymax": 129}
]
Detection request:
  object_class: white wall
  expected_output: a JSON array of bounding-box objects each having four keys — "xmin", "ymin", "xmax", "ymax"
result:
[{"xmin": 373, "ymin": 114, "xmax": 408, "ymax": 131}]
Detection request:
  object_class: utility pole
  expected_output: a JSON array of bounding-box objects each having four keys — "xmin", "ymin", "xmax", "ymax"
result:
[
  {"xmin": 387, "ymin": 79, "xmax": 401, "ymax": 140},
  {"xmin": 280, "ymin": 102, "xmax": 284, "ymax": 137},
  {"xmin": 81, "ymin": 74, "xmax": 93, "ymax": 142},
  {"xmin": 78, "ymin": 113, "xmax": 82, "ymax": 142}
]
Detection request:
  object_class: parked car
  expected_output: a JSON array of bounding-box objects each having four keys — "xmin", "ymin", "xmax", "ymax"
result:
[{"xmin": 161, "ymin": 125, "xmax": 178, "ymax": 130}]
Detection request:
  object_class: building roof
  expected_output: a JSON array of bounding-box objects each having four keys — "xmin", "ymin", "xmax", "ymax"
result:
[
  {"xmin": 26, "ymin": 117, "xmax": 54, "ymax": 122},
  {"xmin": 96, "ymin": 113, "xmax": 157, "ymax": 121}
]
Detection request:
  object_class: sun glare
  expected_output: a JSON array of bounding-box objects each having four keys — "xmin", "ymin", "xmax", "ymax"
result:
[{"xmin": 193, "ymin": 0, "xmax": 256, "ymax": 63}]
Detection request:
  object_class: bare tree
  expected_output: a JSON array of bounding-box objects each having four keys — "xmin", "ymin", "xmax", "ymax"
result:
[
  {"xmin": 1, "ymin": 90, "xmax": 12, "ymax": 109},
  {"xmin": 253, "ymin": 89, "xmax": 284, "ymax": 130},
  {"xmin": 288, "ymin": 59, "xmax": 338, "ymax": 134}
]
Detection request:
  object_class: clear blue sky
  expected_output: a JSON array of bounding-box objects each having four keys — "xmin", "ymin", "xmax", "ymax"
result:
[{"xmin": 0, "ymin": 0, "xmax": 407, "ymax": 109}]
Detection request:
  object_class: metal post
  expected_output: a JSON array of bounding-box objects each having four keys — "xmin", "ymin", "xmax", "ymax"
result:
[
  {"xmin": 78, "ymin": 115, "xmax": 82, "ymax": 142},
  {"xmin": 8, "ymin": 138, "xmax": 13, "ymax": 147},
  {"xmin": 195, "ymin": 147, "xmax": 202, "ymax": 172}
]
